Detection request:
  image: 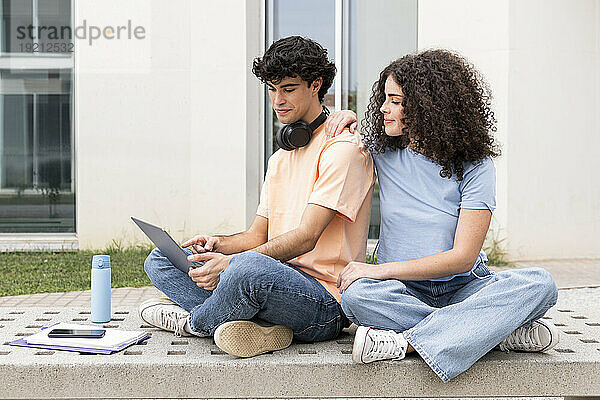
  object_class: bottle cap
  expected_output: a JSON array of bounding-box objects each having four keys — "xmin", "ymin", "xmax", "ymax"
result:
[{"xmin": 92, "ymin": 255, "xmax": 111, "ymax": 269}]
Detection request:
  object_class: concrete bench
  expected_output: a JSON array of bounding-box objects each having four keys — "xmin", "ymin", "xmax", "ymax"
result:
[{"xmin": 1, "ymin": 305, "xmax": 599, "ymax": 399}]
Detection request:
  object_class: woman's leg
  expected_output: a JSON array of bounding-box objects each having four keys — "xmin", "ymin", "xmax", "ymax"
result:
[
  {"xmin": 403, "ymin": 267, "xmax": 558, "ymax": 382},
  {"xmin": 341, "ymin": 278, "xmax": 436, "ymax": 332}
]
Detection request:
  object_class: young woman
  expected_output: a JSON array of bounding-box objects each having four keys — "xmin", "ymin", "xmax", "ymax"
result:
[{"xmin": 325, "ymin": 49, "xmax": 559, "ymax": 382}]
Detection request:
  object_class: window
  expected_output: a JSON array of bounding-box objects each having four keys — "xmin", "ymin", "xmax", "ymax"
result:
[
  {"xmin": 1, "ymin": 0, "xmax": 71, "ymax": 54},
  {"xmin": 265, "ymin": 0, "xmax": 418, "ymax": 239},
  {"xmin": 0, "ymin": 0, "xmax": 74, "ymax": 233},
  {"xmin": 1, "ymin": 0, "xmax": 33, "ymax": 53}
]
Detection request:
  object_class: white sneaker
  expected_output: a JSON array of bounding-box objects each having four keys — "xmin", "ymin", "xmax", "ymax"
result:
[
  {"xmin": 352, "ymin": 326, "xmax": 408, "ymax": 363},
  {"xmin": 214, "ymin": 320, "xmax": 293, "ymax": 358},
  {"xmin": 138, "ymin": 297, "xmax": 192, "ymax": 337},
  {"xmin": 498, "ymin": 319, "xmax": 560, "ymax": 352}
]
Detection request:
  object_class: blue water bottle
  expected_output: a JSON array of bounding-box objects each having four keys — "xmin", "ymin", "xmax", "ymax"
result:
[{"xmin": 91, "ymin": 255, "xmax": 111, "ymax": 323}]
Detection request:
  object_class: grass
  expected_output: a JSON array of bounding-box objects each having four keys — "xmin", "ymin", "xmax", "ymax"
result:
[
  {"xmin": 0, "ymin": 243, "xmax": 154, "ymax": 297},
  {"xmin": 483, "ymin": 235, "xmax": 513, "ymax": 267},
  {"xmin": 1, "ymin": 232, "xmax": 513, "ymax": 297},
  {"xmin": 366, "ymin": 252, "xmax": 376, "ymax": 265}
]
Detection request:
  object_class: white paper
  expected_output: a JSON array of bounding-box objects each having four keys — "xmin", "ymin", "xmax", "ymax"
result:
[{"xmin": 26, "ymin": 323, "xmax": 147, "ymax": 351}]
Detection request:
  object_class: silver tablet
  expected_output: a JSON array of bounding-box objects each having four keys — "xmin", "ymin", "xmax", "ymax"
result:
[{"xmin": 131, "ymin": 217, "xmax": 204, "ymax": 273}]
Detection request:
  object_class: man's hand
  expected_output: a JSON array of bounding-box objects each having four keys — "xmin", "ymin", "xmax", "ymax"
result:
[
  {"xmin": 187, "ymin": 252, "xmax": 232, "ymax": 290},
  {"xmin": 325, "ymin": 110, "xmax": 358, "ymax": 139},
  {"xmin": 182, "ymin": 235, "xmax": 221, "ymax": 254},
  {"xmin": 336, "ymin": 261, "xmax": 383, "ymax": 293}
]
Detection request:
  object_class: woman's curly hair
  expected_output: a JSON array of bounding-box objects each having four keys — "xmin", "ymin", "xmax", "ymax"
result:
[
  {"xmin": 252, "ymin": 36, "xmax": 336, "ymax": 103},
  {"xmin": 362, "ymin": 49, "xmax": 500, "ymax": 181}
]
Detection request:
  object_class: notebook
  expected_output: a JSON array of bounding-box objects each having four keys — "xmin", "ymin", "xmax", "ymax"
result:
[{"xmin": 10, "ymin": 323, "xmax": 150, "ymax": 354}]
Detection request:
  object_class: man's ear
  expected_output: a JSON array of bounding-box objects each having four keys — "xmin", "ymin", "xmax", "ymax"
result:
[{"xmin": 311, "ymin": 77, "xmax": 323, "ymax": 96}]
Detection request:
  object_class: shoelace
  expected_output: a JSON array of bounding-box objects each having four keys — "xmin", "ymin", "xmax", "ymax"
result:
[
  {"xmin": 499, "ymin": 324, "xmax": 542, "ymax": 352},
  {"xmin": 366, "ymin": 329, "xmax": 406, "ymax": 360},
  {"xmin": 154, "ymin": 308, "xmax": 188, "ymax": 337}
]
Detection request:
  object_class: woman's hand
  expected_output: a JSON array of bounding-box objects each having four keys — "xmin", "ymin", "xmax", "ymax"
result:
[
  {"xmin": 336, "ymin": 261, "xmax": 383, "ymax": 293},
  {"xmin": 325, "ymin": 110, "xmax": 358, "ymax": 139}
]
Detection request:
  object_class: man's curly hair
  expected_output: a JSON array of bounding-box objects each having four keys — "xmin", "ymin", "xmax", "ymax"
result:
[
  {"xmin": 252, "ymin": 36, "xmax": 336, "ymax": 103},
  {"xmin": 362, "ymin": 49, "xmax": 500, "ymax": 181}
]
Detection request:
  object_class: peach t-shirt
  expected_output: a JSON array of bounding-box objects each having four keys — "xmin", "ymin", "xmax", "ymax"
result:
[{"xmin": 256, "ymin": 122, "xmax": 375, "ymax": 302}]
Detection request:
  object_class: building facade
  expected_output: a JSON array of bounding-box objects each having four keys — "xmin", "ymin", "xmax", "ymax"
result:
[{"xmin": 1, "ymin": 0, "xmax": 599, "ymax": 260}]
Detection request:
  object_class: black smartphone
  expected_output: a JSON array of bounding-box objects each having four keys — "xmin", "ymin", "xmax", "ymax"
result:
[{"xmin": 48, "ymin": 328, "xmax": 106, "ymax": 338}]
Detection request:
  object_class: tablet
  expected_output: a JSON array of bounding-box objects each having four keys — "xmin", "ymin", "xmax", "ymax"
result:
[{"xmin": 131, "ymin": 217, "xmax": 204, "ymax": 273}]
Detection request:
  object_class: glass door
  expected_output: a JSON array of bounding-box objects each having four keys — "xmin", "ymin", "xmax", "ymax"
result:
[{"xmin": 264, "ymin": 0, "xmax": 418, "ymax": 240}]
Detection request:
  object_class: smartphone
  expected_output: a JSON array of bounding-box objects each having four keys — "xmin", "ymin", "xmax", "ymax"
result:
[{"xmin": 48, "ymin": 328, "xmax": 106, "ymax": 338}]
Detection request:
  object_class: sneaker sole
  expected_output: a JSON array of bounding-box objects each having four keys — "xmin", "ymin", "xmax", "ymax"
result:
[
  {"xmin": 496, "ymin": 319, "xmax": 561, "ymax": 353},
  {"xmin": 537, "ymin": 320, "xmax": 560, "ymax": 352},
  {"xmin": 351, "ymin": 326, "xmax": 370, "ymax": 363},
  {"xmin": 214, "ymin": 320, "xmax": 293, "ymax": 358}
]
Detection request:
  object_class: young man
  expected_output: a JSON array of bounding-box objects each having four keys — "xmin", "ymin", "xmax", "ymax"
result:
[{"xmin": 139, "ymin": 36, "xmax": 375, "ymax": 357}]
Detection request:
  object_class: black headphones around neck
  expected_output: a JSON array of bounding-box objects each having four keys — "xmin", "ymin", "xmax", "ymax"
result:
[{"xmin": 276, "ymin": 106, "xmax": 330, "ymax": 151}]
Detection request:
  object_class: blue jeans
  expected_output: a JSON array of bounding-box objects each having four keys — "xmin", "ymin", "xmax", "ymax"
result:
[
  {"xmin": 341, "ymin": 263, "xmax": 558, "ymax": 382},
  {"xmin": 144, "ymin": 249, "xmax": 347, "ymax": 342}
]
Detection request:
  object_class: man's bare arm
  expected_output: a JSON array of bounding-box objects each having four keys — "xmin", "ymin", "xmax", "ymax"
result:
[
  {"xmin": 251, "ymin": 204, "xmax": 336, "ymax": 261},
  {"xmin": 185, "ymin": 205, "xmax": 335, "ymax": 291},
  {"xmin": 182, "ymin": 215, "xmax": 268, "ymax": 255},
  {"xmin": 216, "ymin": 215, "xmax": 268, "ymax": 254}
]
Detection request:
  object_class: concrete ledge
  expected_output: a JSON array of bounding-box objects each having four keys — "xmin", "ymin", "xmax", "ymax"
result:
[
  {"xmin": 0, "ymin": 234, "xmax": 78, "ymax": 252},
  {"xmin": 1, "ymin": 306, "xmax": 599, "ymax": 399}
]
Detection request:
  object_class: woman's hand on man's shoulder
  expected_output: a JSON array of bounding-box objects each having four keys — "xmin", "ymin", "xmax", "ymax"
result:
[{"xmin": 325, "ymin": 110, "xmax": 358, "ymax": 139}]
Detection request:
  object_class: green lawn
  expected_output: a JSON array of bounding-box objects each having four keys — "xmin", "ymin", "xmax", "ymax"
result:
[
  {"xmin": 0, "ymin": 245, "xmax": 154, "ymax": 297},
  {"xmin": 1, "ymin": 239, "xmax": 511, "ymax": 297}
]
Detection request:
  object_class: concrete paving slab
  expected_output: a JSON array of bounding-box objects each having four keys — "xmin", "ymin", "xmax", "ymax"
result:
[
  {"xmin": 0, "ymin": 297, "xmax": 599, "ymax": 399},
  {"xmin": 0, "ymin": 259, "xmax": 599, "ymax": 399},
  {"xmin": 494, "ymin": 258, "xmax": 600, "ymax": 289},
  {"xmin": 0, "ymin": 286, "xmax": 164, "ymax": 308}
]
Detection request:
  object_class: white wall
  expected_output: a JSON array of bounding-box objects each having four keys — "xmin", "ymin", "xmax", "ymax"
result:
[
  {"xmin": 418, "ymin": 0, "xmax": 600, "ymax": 260},
  {"xmin": 73, "ymin": 0, "xmax": 600, "ymax": 259},
  {"xmin": 507, "ymin": 0, "xmax": 600, "ymax": 259},
  {"xmin": 75, "ymin": 0, "xmax": 262, "ymax": 249},
  {"xmin": 417, "ymin": 0, "xmax": 511, "ymax": 253}
]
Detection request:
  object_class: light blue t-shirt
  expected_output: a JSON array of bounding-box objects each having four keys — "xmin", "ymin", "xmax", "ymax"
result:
[{"xmin": 374, "ymin": 147, "xmax": 496, "ymax": 281}]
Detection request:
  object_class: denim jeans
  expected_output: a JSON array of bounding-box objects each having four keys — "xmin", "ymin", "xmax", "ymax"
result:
[
  {"xmin": 341, "ymin": 263, "xmax": 558, "ymax": 382},
  {"xmin": 144, "ymin": 249, "xmax": 347, "ymax": 342}
]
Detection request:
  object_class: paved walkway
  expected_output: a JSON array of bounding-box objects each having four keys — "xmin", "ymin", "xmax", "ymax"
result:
[
  {"xmin": 0, "ymin": 258, "xmax": 598, "ymax": 308},
  {"xmin": 513, "ymin": 258, "xmax": 600, "ymax": 288},
  {"xmin": 0, "ymin": 286, "xmax": 163, "ymax": 308}
]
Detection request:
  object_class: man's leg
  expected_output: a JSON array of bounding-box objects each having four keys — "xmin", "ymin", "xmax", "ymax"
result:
[
  {"xmin": 143, "ymin": 247, "xmax": 212, "ymax": 311},
  {"xmin": 187, "ymin": 251, "xmax": 345, "ymax": 342},
  {"xmin": 403, "ymin": 267, "xmax": 558, "ymax": 382}
]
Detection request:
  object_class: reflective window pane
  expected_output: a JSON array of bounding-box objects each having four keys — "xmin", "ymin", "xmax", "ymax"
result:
[
  {"xmin": 37, "ymin": 0, "xmax": 71, "ymax": 52},
  {"xmin": 0, "ymin": 69, "xmax": 74, "ymax": 233},
  {"xmin": 348, "ymin": 0, "xmax": 417, "ymax": 239},
  {"xmin": 1, "ymin": 0, "xmax": 34, "ymax": 53},
  {"xmin": 2, "ymin": 94, "xmax": 33, "ymax": 187}
]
